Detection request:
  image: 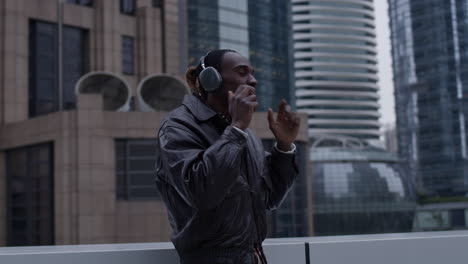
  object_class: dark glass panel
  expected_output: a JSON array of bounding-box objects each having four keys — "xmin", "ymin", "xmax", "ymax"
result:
[
  {"xmin": 120, "ymin": 0, "xmax": 136, "ymax": 15},
  {"xmin": 122, "ymin": 36, "xmax": 134, "ymax": 75},
  {"xmin": 115, "ymin": 139, "xmax": 159, "ymax": 200},
  {"xmin": 6, "ymin": 143, "xmax": 54, "ymax": 246}
]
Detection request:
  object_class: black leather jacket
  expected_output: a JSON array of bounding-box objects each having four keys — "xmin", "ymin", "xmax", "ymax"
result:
[{"xmin": 155, "ymin": 95, "xmax": 298, "ymax": 263}]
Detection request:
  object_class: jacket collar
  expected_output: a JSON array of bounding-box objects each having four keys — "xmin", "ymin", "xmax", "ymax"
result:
[{"xmin": 182, "ymin": 94, "xmax": 218, "ymax": 122}]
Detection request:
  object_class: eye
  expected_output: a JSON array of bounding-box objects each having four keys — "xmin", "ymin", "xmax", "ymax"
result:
[{"xmin": 238, "ymin": 69, "xmax": 247, "ymax": 76}]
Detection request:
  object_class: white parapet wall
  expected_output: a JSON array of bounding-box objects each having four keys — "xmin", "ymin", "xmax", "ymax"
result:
[{"xmin": 1, "ymin": 231, "xmax": 468, "ymax": 264}]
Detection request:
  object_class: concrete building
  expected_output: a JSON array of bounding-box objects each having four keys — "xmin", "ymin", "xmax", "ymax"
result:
[
  {"xmin": 0, "ymin": 0, "xmax": 187, "ymax": 247},
  {"xmin": 0, "ymin": 0, "xmax": 310, "ymax": 246},
  {"xmin": 292, "ymin": 0, "xmax": 381, "ymax": 142}
]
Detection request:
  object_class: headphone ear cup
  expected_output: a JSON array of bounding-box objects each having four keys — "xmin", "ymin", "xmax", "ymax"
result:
[{"xmin": 199, "ymin": 66, "xmax": 222, "ymax": 92}]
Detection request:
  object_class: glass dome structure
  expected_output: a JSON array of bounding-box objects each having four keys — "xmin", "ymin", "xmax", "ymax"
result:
[{"xmin": 310, "ymin": 135, "xmax": 416, "ymax": 236}]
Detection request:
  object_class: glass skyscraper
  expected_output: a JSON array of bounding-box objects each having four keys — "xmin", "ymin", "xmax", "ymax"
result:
[
  {"xmin": 389, "ymin": 0, "xmax": 468, "ymax": 197},
  {"xmin": 292, "ymin": 0, "xmax": 381, "ymax": 141},
  {"xmin": 187, "ymin": 0, "xmax": 294, "ymax": 111}
]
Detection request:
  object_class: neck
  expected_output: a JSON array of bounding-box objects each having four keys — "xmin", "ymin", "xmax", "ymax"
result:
[{"xmin": 205, "ymin": 94, "xmax": 229, "ymax": 116}]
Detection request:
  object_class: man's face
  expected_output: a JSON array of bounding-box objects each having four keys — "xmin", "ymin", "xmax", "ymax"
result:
[{"xmin": 219, "ymin": 52, "xmax": 257, "ymax": 95}]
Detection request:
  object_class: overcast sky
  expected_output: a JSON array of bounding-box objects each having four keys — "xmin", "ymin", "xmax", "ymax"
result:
[{"xmin": 374, "ymin": 1, "xmax": 395, "ymax": 126}]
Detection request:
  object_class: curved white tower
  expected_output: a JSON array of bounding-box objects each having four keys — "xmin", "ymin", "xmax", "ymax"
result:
[{"xmin": 292, "ymin": 0, "xmax": 381, "ymax": 141}]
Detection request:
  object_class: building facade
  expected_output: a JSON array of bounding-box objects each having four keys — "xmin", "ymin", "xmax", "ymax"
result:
[
  {"xmin": 291, "ymin": 0, "xmax": 381, "ymax": 141},
  {"xmin": 389, "ymin": 0, "xmax": 468, "ymax": 198},
  {"xmin": 0, "ymin": 0, "xmax": 188, "ymax": 247},
  {"xmin": 186, "ymin": 0, "xmax": 295, "ymax": 112}
]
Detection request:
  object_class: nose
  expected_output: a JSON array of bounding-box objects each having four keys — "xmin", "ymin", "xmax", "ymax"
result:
[{"xmin": 248, "ymin": 74, "xmax": 257, "ymax": 88}]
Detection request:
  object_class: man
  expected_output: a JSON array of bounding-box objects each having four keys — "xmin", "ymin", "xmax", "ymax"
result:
[{"xmin": 155, "ymin": 49, "xmax": 300, "ymax": 263}]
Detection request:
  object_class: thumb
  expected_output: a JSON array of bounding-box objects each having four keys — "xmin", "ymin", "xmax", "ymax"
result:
[
  {"xmin": 228, "ymin": 90, "xmax": 234, "ymax": 100},
  {"xmin": 267, "ymin": 108, "xmax": 275, "ymax": 126}
]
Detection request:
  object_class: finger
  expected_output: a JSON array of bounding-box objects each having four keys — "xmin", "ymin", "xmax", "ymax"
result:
[
  {"xmin": 278, "ymin": 99, "xmax": 287, "ymax": 113},
  {"xmin": 248, "ymin": 86, "xmax": 256, "ymax": 95},
  {"xmin": 294, "ymin": 116, "xmax": 301, "ymax": 127},
  {"xmin": 252, "ymin": 102, "xmax": 259, "ymax": 112},
  {"xmin": 287, "ymin": 113, "xmax": 299, "ymax": 128},
  {"xmin": 234, "ymin": 85, "xmax": 247, "ymax": 95},
  {"xmin": 267, "ymin": 108, "xmax": 275, "ymax": 125},
  {"xmin": 236, "ymin": 85, "xmax": 255, "ymax": 97},
  {"xmin": 242, "ymin": 85, "xmax": 256, "ymax": 96},
  {"xmin": 284, "ymin": 110, "xmax": 296, "ymax": 121},
  {"xmin": 245, "ymin": 94, "xmax": 257, "ymax": 102}
]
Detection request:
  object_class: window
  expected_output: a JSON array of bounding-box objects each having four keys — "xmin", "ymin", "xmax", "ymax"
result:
[
  {"xmin": 122, "ymin": 36, "xmax": 135, "ymax": 75},
  {"xmin": 66, "ymin": 0, "xmax": 93, "ymax": 6},
  {"xmin": 152, "ymin": 0, "xmax": 163, "ymax": 8},
  {"xmin": 116, "ymin": 139, "xmax": 160, "ymax": 200},
  {"xmin": 63, "ymin": 26, "xmax": 89, "ymax": 110},
  {"xmin": 29, "ymin": 20, "xmax": 88, "ymax": 117},
  {"xmin": 6, "ymin": 143, "xmax": 54, "ymax": 246},
  {"xmin": 29, "ymin": 21, "xmax": 57, "ymax": 116},
  {"xmin": 120, "ymin": 0, "xmax": 136, "ymax": 15}
]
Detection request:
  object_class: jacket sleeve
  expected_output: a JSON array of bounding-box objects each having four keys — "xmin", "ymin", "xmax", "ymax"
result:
[
  {"xmin": 262, "ymin": 147, "xmax": 299, "ymax": 210},
  {"xmin": 158, "ymin": 124, "xmax": 247, "ymax": 211}
]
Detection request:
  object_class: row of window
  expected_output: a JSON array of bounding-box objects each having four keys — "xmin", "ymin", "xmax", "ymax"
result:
[
  {"xmin": 293, "ymin": 1, "xmax": 373, "ymax": 11},
  {"xmin": 299, "ymin": 96, "xmax": 378, "ymax": 101},
  {"xmin": 309, "ymin": 124, "xmax": 380, "ymax": 129},
  {"xmin": 29, "ymin": 20, "xmax": 135, "ymax": 117},
  {"xmin": 66, "ymin": 0, "xmax": 164, "ymax": 14},
  {"xmin": 295, "ymin": 47, "xmax": 376, "ymax": 56},
  {"xmin": 295, "ymin": 18, "xmax": 374, "ymax": 29},
  {"xmin": 294, "ymin": 10, "xmax": 373, "ymax": 20},
  {"xmin": 299, "ymin": 105, "xmax": 378, "ymax": 111},
  {"xmin": 295, "ymin": 56, "xmax": 376, "ymax": 65},
  {"xmin": 296, "ymin": 66, "xmax": 377, "ymax": 74},
  {"xmin": 298, "ymin": 87, "xmax": 377, "ymax": 93},
  {"xmin": 309, "ymin": 115, "xmax": 379, "ymax": 121},
  {"xmin": 298, "ymin": 76, "xmax": 377, "ymax": 83}
]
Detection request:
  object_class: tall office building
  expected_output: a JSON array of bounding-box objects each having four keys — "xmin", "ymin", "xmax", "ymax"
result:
[
  {"xmin": 389, "ymin": 0, "xmax": 468, "ymax": 196},
  {"xmin": 292, "ymin": 0, "xmax": 381, "ymax": 141},
  {"xmin": 187, "ymin": 0, "xmax": 295, "ymax": 111},
  {"xmin": 389, "ymin": 0, "xmax": 468, "ymax": 231}
]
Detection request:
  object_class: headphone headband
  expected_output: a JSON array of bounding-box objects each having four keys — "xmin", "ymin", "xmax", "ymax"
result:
[{"xmin": 199, "ymin": 51, "xmax": 211, "ymax": 70}]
